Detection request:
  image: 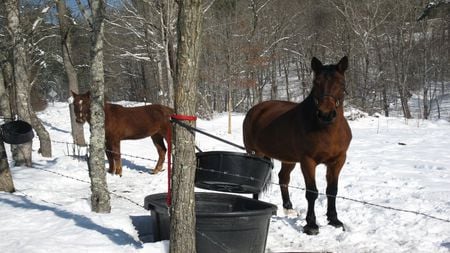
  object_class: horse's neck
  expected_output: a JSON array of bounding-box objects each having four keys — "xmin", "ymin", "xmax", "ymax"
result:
[{"xmin": 301, "ymin": 95, "xmax": 316, "ymax": 115}]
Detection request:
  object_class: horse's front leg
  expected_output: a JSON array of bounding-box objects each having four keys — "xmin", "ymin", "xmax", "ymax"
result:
[
  {"xmin": 151, "ymin": 134, "xmax": 166, "ymax": 174},
  {"xmin": 278, "ymin": 162, "xmax": 296, "ymax": 210},
  {"xmin": 325, "ymin": 155, "xmax": 346, "ymax": 230},
  {"xmin": 300, "ymin": 157, "xmax": 319, "ymax": 235}
]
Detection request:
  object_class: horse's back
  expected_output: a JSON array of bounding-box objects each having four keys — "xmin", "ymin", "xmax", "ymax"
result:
[
  {"xmin": 243, "ymin": 100, "xmax": 298, "ymax": 155},
  {"xmin": 243, "ymin": 99, "xmax": 351, "ymax": 163},
  {"xmin": 105, "ymin": 103, "xmax": 173, "ymax": 140},
  {"xmin": 106, "ymin": 103, "xmax": 172, "ymax": 121}
]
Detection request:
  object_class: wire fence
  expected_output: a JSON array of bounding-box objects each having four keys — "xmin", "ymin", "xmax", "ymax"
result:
[
  {"xmin": 5, "ymin": 136, "xmax": 448, "ymax": 252},
  {"xmin": 28, "ymin": 138, "xmax": 449, "ymax": 224}
]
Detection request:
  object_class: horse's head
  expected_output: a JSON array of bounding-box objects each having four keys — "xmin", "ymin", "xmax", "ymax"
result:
[
  {"xmin": 310, "ymin": 56, "xmax": 348, "ymax": 125},
  {"xmin": 70, "ymin": 91, "xmax": 91, "ymax": 124}
]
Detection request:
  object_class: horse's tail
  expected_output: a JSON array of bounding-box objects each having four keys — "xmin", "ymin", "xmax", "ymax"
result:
[{"xmin": 260, "ymin": 157, "xmax": 273, "ymax": 195}]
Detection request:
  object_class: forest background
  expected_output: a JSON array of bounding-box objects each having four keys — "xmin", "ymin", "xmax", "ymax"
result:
[{"xmin": 1, "ymin": 0, "xmax": 449, "ymax": 120}]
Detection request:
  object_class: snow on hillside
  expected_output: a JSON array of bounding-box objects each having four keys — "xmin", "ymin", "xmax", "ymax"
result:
[{"xmin": 0, "ymin": 102, "xmax": 449, "ymax": 252}]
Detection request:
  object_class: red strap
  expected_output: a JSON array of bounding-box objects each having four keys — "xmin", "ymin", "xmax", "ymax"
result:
[
  {"xmin": 166, "ymin": 114, "xmax": 197, "ymax": 206},
  {"xmin": 171, "ymin": 114, "xmax": 197, "ymax": 121}
]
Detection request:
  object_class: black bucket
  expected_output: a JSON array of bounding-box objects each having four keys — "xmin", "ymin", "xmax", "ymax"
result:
[
  {"xmin": 144, "ymin": 192, "xmax": 277, "ymax": 253},
  {"xmin": 195, "ymin": 151, "xmax": 273, "ymax": 194},
  {"xmin": 1, "ymin": 120, "xmax": 34, "ymax": 144}
]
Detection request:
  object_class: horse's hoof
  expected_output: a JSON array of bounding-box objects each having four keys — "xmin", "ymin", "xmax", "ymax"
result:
[
  {"xmin": 303, "ymin": 224, "xmax": 319, "ymax": 235},
  {"xmin": 282, "ymin": 201, "xmax": 293, "ymax": 210},
  {"xmin": 329, "ymin": 219, "xmax": 345, "ymax": 231},
  {"xmin": 282, "ymin": 208, "xmax": 299, "ymax": 218}
]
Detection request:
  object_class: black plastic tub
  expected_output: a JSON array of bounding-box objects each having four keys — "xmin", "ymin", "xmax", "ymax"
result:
[
  {"xmin": 195, "ymin": 151, "xmax": 273, "ymax": 194},
  {"xmin": 144, "ymin": 192, "xmax": 277, "ymax": 253},
  {"xmin": 1, "ymin": 120, "xmax": 34, "ymax": 144}
]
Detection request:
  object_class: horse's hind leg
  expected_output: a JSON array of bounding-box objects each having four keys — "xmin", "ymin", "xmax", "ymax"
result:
[
  {"xmin": 105, "ymin": 140, "xmax": 115, "ymax": 174},
  {"xmin": 114, "ymin": 141, "xmax": 123, "ymax": 176},
  {"xmin": 326, "ymin": 156, "xmax": 346, "ymax": 230},
  {"xmin": 278, "ymin": 162, "xmax": 296, "ymax": 209},
  {"xmin": 151, "ymin": 134, "xmax": 166, "ymax": 174},
  {"xmin": 106, "ymin": 139, "xmax": 122, "ymax": 176}
]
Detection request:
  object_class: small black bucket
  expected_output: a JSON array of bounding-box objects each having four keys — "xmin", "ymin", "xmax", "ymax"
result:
[
  {"xmin": 144, "ymin": 192, "xmax": 277, "ymax": 253},
  {"xmin": 1, "ymin": 120, "xmax": 34, "ymax": 144},
  {"xmin": 195, "ymin": 151, "xmax": 273, "ymax": 194}
]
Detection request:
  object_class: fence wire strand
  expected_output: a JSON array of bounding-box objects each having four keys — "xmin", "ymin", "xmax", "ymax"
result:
[
  {"xmin": 5, "ymin": 136, "xmax": 447, "ymax": 251},
  {"xmin": 45, "ymin": 139, "xmax": 450, "ymax": 224}
]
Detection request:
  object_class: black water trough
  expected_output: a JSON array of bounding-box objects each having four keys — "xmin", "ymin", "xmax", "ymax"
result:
[
  {"xmin": 1, "ymin": 120, "xmax": 34, "ymax": 144},
  {"xmin": 144, "ymin": 192, "xmax": 277, "ymax": 253},
  {"xmin": 195, "ymin": 151, "xmax": 273, "ymax": 194}
]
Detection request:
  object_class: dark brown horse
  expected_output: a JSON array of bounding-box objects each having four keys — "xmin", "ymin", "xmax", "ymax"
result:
[
  {"xmin": 243, "ymin": 56, "xmax": 352, "ymax": 235},
  {"xmin": 71, "ymin": 91, "xmax": 174, "ymax": 176}
]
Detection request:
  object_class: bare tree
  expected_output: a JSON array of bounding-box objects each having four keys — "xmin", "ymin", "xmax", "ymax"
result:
[
  {"xmin": 0, "ymin": 139, "xmax": 15, "ymax": 193},
  {"xmin": 0, "ymin": 54, "xmax": 13, "ymax": 120},
  {"xmin": 4, "ymin": 0, "xmax": 33, "ymax": 166},
  {"xmin": 0, "ymin": 65, "xmax": 15, "ymax": 193},
  {"xmin": 4, "ymin": 0, "xmax": 53, "ymax": 162},
  {"xmin": 56, "ymin": 0, "xmax": 86, "ymax": 145},
  {"xmin": 170, "ymin": 0, "xmax": 203, "ymax": 251},
  {"xmin": 160, "ymin": 0, "xmax": 177, "ymax": 107},
  {"xmin": 86, "ymin": 0, "xmax": 111, "ymax": 213}
]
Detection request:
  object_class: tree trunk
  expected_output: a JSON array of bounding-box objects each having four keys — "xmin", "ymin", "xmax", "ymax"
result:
[
  {"xmin": 283, "ymin": 57, "xmax": 290, "ymax": 101},
  {"xmin": 0, "ymin": 55, "xmax": 14, "ymax": 120},
  {"xmin": 0, "ymin": 140, "xmax": 15, "ymax": 193},
  {"xmin": 374, "ymin": 36, "xmax": 389, "ymax": 117},
  {"xmin": 88, "ymin": 0, "xmax": 110, "ymax": 213},
  {"xmin": 56, "ymin": 0, "xmax": 86, "ymax": 146},
  {"xmin": 30, "ymin": 110, "xmax": 52, "ymax": 157},
  {"xmin": 270, "ymin": 53, "xmax": 277, "ymax": 100},
  {"xmin": 0, "ymin": 68, "xmax": 15, "ymax": 193},
  {"xmin": 0, "ymin": 61, "xmax": 12, "ymax": 120},
  {"xmin": 161, "ymin": 0, "xmax": 176, "ymax": 107},
  {"xmin": 170, "ymin": 0, "xmax": 203, "ymax": 252},
  {"xmin": 5, "ymin": 0, "xmax": 33, "ymax": 167}
]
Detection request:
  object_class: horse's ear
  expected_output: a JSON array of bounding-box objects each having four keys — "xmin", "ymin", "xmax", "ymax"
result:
[
  {"xmin": 337, "ymin": 56, "xmax": 348, "ymax": 74},
  {"xmin": 71, "ymin": 90, "xmax": 77, "ymax": 97},
  {"xmin": 311, "ymin": 57, "xmax": 323, "ymax": 73},
  {"xmin": 85, "ymin": 91, "xmax": 91, "ymax": 97}
]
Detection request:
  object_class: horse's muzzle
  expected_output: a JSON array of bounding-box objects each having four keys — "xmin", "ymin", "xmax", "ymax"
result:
[{"xmin": 317, "ymin": 110, "xmax": 337, "ymax": 124}]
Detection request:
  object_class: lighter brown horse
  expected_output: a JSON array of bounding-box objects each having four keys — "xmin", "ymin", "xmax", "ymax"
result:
[
  {"xmin": 243, "ymin": 56, "xmax": 352, "ymax": 235},
  {"xmin": 71, "ymin": 91, "xmax": 174, "ymax": 176}
]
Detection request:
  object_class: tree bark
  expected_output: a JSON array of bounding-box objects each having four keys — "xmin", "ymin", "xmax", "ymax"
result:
[
  {"xmin": 270, "ymin": 52, "xmax": 278, "ymax": 100},
  {"xmin": 170, "ymin": 0, "xmax": 203, "ymax": 252},
  {"xmin": 0, "ymin": 140, "xmax": 15, "ymax": 193},
  {"xmin": 30, "ymin": 111, "xmax": 52, "ymax": 157},
  {"xmin": 5, "ymin": 0, "xmax": 33, "ymax": 167},
  {"xmin": 283, "ymin": 57, "xmax": 290, "ymax": 101},
  {"xmin": 88, "ymin": 0, "xmax": 111, "ymax": 213},
  {"xmin": 0, "ymin": 55, "xmax": 14, "ymax": 120},
  {"xmin": 161, "ymin": 0, "xmax": 176, "ymax": 107},
  {"xmin": 56, "ymin": 0, "xmax": 86, "ymax": 146},
  {"xmin": 0, "ymin": 58, "xmax": 12, "ymax": 120},
  {"xmin": 0, "ymin": 66, "xmax": 15, "ymax": 193}
]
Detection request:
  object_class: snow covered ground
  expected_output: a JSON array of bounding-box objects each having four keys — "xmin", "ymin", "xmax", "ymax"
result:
[{"xmin": 0, "ymin": 102, "xmax": 449, "ymax": 252}]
